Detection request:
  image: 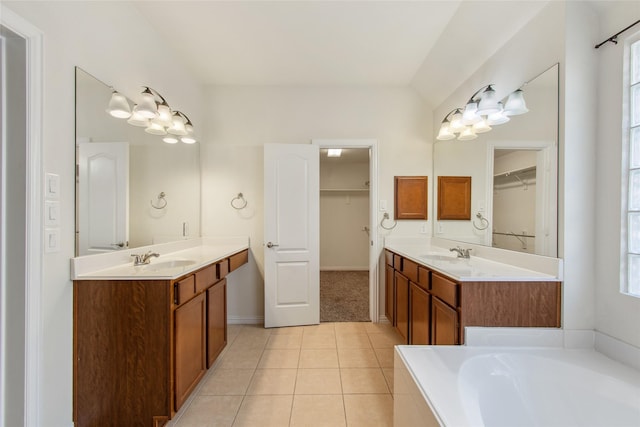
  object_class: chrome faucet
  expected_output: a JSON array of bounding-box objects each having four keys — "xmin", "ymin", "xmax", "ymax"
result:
[
  {"xmin": 450, "ymin": 246, "xmax": 471, "ymax": 259},
  {"xmin": 131, "ymin": 251, "xmax": 160, "ymax": 266}
]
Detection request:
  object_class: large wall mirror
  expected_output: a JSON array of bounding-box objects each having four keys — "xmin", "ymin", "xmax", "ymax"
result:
[
  {"xmin": 75, "ymin": 67, "xmax": 200, "ymax": 256},
  {"xmin": 433, "ymin": 64, "xmax": 559, "ymax": 257}
]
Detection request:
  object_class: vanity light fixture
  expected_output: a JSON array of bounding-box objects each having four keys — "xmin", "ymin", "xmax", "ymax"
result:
[
  {"xmin": 107, "ymin": 85, "xmax": 197, "ymax": 144},
  {"xmin": 436, "ymin": 84, "xmax": 528, "ymax": 141},
  {"xmin": 327, "ymin": 148, "xmax": 342, "ymax": 157}
]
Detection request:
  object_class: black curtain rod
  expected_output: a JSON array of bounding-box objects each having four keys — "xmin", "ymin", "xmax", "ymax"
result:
[{"xmin": 595, "ymin": 19, "xmax": 640, "ymax": 49}]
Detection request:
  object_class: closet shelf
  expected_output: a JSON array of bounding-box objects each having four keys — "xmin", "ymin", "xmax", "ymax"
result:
[{"xmin": 320, "ymin": 188, "xmax": 369, "ymax": 192}]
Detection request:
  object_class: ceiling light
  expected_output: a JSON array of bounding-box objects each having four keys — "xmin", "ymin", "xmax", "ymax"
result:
[
  {"xmin": 461, "ymin": 102, "xmax": 481, "ymax": 125},
  {"xmin": 472, "ymin": 119, "xmax": 492, "ymax": 133},
  {"xmin": 163, "ymin": 136, "xmax": 179, "ymax": 144},
  {"xmin": 436, "ymin": 121, "xmax": 456, "ymax": 140},
  {"xmin": 458, "ymin": 126, "xmax": 478, "ymax": 141},
  {"xmin": 476, "ymin": 85, "xmax": 500, "ymax": 116},
  {"xmin": 486, "ymin": 103, "xmax": 510, "ymax": 125},
  {"xmin": 327, "ymin": 149, "xmax": 342, "ymax": 157},
  {"xmin": 106, "ymin": 91, "xmax": 131, "ymax": 118},
  {"xmin": 167, "ymin": 111, "xmax": 188, "ymax": 136},
  {"xmin": 127, "ymin": 109, "xmax": 150, "ymax": 127},
  {"xmin": 145, "ymin": 121, "xmax": 168, "ymax": 135},
  {"xmin": 449, "ymin": 109, "xmax": 465, "ymax": 132},
  {"xmin": 181, "ymin": 135, "xmax": 197, "ymax": 144},
  {"xmin": 132, "ymin": 87, "xmax": 158, "ymax": 119}
]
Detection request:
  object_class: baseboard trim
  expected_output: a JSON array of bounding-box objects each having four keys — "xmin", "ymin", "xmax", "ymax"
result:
[
  {"xmin": 228, "ymin": 315, "xmax": 264, "ymax": 325},
  {"xmin": 378, "ymin": 316, "xmax": 391, "ymax": 324}
]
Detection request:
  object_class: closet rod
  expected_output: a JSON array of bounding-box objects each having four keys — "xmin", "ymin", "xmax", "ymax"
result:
[{"xmin": 595, "ymin": 19, "xmax": 640, "ymax": 49}]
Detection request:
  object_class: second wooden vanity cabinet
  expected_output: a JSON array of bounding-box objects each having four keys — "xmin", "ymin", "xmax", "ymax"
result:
[
  {"xmin": 385, "ymin": 249, "xmax": 560, "ymax": 345},
  {"xmin": 73, "ymin": 249, "xmax": 248, "ymax": 427}
]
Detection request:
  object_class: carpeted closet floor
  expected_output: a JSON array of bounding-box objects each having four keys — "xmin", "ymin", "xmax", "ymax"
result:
[{"xmin": 320, "ymin": 271, "xmax": 369, "ymax": 322}]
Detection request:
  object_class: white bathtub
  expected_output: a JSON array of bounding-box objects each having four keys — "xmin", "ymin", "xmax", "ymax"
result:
[{"xmin": 394, "ymin": 346, "xmax": 640, "ymax": 427}]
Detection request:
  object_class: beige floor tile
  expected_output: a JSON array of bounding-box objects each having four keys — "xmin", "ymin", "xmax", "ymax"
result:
[
  {"xmin": 304, "ymin": 323, "xmax": 336, "ymax": 335},
  {"xmin": 257, "ymin": 349, "xmax": 300, "ymax": 369},
  {"xmin": 334, "ymin": 322, "xmax": 367, "ymax": 334},
  {"xmin": 229, "ymin": 334, "xmax": 269, "ymax": 351},
  {"xmin": 340, "ymin": 368, "xmax": 390, "ymax": 394},
  {"xmin": 199, "ymin": 369, "xmax": 255, "ymax": 396},
  {"xmin": 368, "ymin": 332, "xmax": 404, "ymax": 349},
  {"xmin": 336, "ymin": 333, "xmax": 372, "ymax": 349},
  {"xmin": 270, "ymin": 326, "xmax": 304, "ymax": 336},
  {"xmin": 290, "ymin": 395, "xmax": 346, "ymax": 427},
  {"xmin": 295, "ymin": 368, "xmax": 342, "ymax": 395},
  {"xmin": 382, "ymin": 368, "xmax": 394, "ymax": 395},
  {"xmin": 217, "ymin": 348, "xmax": 263, "ymax": 370},
  {"xmin": 265, "ymin": 334, "xmax": 302, "ymax": 349},
  {"xmin": 374, "ymin": 348, "xmax": 394, "ymax": 368},
  {"xmin": 298, "ymin": 349, "xmax": 339, "ymax": 368},
  {"xmin": 363, "ymin": 322, "xmax": 395, "ymax": 335},
  {"xmin": 343, "ymin": 394, "xmax": 393, "ymax": 427},
  {"xmin": 232, "ymin": 395, "xmax": 293, "ymax": 427},
  {"xmin": 174, "ymin": 395, "xmax": 242, "ymax": 427},
  {"xmin": 301, "ymin": 333, "xmax": 336, "ymax": 349},
  {"xmin": 246, "ymin": 369, "xmax": 297, "ymax": 395},
  {"xmin": 338, "ymin": 348, "xmax": 379, "ymax": 368},
  {"xmin": 227, "ymin": 325, "xmax": 244, "ymax": 343}
]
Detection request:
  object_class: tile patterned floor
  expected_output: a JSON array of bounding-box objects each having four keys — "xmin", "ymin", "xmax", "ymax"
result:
[{"xmin": 168, "ymin": 322, "xmax": 405, "ymax": 427}]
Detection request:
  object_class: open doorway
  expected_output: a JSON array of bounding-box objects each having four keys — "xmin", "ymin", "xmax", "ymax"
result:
[{"xmin": 319, "ymin": 148, "xmax": 370, "ymax": 322}]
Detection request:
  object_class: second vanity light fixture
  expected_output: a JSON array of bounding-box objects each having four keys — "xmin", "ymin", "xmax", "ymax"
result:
[
  {"xmin": 106, "ymin": 86, "xmax": 197, "ymax": 144},
  {"xmin": 436, "ymin": 84, "xmax": 528, "ymax": 141}
]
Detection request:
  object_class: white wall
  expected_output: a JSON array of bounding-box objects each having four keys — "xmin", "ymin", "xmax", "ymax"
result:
[
  {"xmin": 3, "ymin": 2, "xmax": 205, "ymax": 425},
  {"xmin": 201, "ymin": 86, "xmax": 431, "ymax": 323},
  {"xmin": 594, "ymin": 1, "xmax": 640, "ymax": 347}
]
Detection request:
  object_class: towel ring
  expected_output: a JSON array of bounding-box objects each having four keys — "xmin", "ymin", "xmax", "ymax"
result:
[
  {"xmin": 150, "ymin": 192, "xmax": 167, "ymax": 210},
  {"xmin": 380, "ymin": 212, "xmax": 397, "ymax": 230},
  {"xmin": 473, "ymin": 212, "xmax": 489, "ymax": 230},
  {"xmin": 231, "ymin": 193, "xmax": 248, "ymax": 210}
]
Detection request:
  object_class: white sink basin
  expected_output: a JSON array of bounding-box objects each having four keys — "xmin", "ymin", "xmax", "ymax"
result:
[
  {"xmin": 143, "ymin": 259, "xmax": 196, "ymax": 272},
  {"xmin": 419, "ymin": 252, "xmax": 459, "ymax": 261}
]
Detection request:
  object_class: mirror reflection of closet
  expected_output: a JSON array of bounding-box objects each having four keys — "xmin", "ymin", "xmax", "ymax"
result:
[{"xmin": 492, "ymin": 149, "xmax": 537, "ymax": 253}]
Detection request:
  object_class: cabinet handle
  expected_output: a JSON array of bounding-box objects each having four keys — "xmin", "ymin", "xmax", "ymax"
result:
[{"xmin": 173, "ymin": 283, "xmax": 179, "ymax": 305}]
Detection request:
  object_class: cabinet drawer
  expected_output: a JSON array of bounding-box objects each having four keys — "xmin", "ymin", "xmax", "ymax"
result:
[
  {"xmin": 217, "ymin": 259, "xmax": 230, "ymax": 279},
  {"xmin": 385, "ymin": 250, "xmax": 394, "ymax": 267},
  {"xmin": 431, "ymin": 273, "xmax": 458, "ymax": 308},
  {"xmin": 401, "ymin": 258, "xmax": 419, "ymax": 284},
  {"xmin": 175, "ymin": 275, "xmax": 195, "ymax": 306},
  {"xmin": 195, "ymin": 264, "xmax": 216, "ymax": 294},
  {"xmin": 229, "ymin": 250, "xmax": 248, "ymax": 272},
  {"xmin": 417, "ymin": 266, "xmax": 430, "ymax": 291}
]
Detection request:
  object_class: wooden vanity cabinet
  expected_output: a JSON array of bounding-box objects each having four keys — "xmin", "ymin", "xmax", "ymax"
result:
[
  {"xmin": 384, "ymin": 249, "xmax": 561, "ymax": 346},
  {"xmin": 73, "ymin": 250, "xmax": 248, "ymax": 427},
  {"xmin": 385, "ymin": 251, "xmax": 395, "ymax": 325}
]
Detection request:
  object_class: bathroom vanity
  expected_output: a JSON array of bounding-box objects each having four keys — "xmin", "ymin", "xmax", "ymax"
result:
[
  {"xmin": 71, "ymin": 238, "xmax": 248, "ymax": 427},
  {"xmin": 385, "ymin": 239, "xmax": 561, "ymax": 345}
]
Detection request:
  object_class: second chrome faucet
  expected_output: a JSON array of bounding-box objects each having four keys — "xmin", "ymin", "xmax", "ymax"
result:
[
  {"xmin": 131, "ymin": 251, "xmax": 160, "ymax": 266},
  {"xmin": 450, "ymin": 246, "xmax": 472, "ymax": 259}
]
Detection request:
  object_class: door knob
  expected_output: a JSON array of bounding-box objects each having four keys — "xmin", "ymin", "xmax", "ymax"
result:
[{"xmin": 266, "ymin": 242, "xmax": 279, "ymax": 248}]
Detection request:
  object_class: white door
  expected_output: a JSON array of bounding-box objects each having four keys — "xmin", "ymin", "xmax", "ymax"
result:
[
  {"xmin": 264, "ymin": 143, "xmax": 319, "ymax": 328},
  {"xmin": 78, "ymin": 141, "xmax": 129, "ymax": 255}
]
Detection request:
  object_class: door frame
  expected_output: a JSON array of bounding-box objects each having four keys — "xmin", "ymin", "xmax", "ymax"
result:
[
  {"xmin": 1, "ymin": 6, "xmax": 43, "ymax": 426},
  {"xmin": 312, "ymin": 139, "xmax": 379, "ymax": 323}
]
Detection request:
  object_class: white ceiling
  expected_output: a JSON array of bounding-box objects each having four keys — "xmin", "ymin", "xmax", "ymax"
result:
[{"xmin": 133, "ymin": 1, "xmax": 550, "ymax": 107}]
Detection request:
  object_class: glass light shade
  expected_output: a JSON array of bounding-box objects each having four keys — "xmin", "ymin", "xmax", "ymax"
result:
[
  {"xmin": 133, "ymin": 91, "xmax": 158, "ymax": 119},
  {"xmin": 486, "ymin": 104, "xmax": 510, "ymax": 125},
  {"xmin": 436, "ymin": 122, "xmax": 456, "ymax": 140},
  {"xmin": 167, "ymin": 113, "xmax": 187, "ymax": 136},
  {"xmin": 457, "ymin": 126, "xmax": 478, "ymax": 141},
  {"xmin": 462, "ymin": 102, "xmax": 481, "ymax": 125},
  {"xmin": 127, "ymin": 108, "xmax": 150, "ymax": 127},
  {"xmin": 477, "ymin": 85, "xmax": 500, "ymax": 115},
  {"xmin": 181, "ymin": 135, "xmax": 197, "ymax": 144},
  {"xmin": 155, "ymin": 103, "xmax": 173, "ymax": 126},
  {"xmin": 163, "ymin": 136, "xmax": 179, "ymax": 144},
  {"xmin": 106, "ymin": 91, "xmax": 131, "ymax": 118},
  {"xmin": 145, "ymin": 122, "xmax": 167, "ymax": 135},
  {"xmin": 449, "ymin": 109, "xmax": 465, "ymax": 132},
  {"xmin": 185, "ymin": 122, "xmax": 194, "ymax": 134},
  {"xmin": 472, "ymin": 119, "xmax": 492, "ymax": 133},
  {"xmin": 503, "ymin": 89, "xmax": 529, "ymax": 115}
]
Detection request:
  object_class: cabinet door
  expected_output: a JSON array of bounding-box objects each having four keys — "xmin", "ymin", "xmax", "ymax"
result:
[
  {"xmin": 207, "ymin": 279, "xmax": 227, "ymax": 368},
  {"xmin": 410, "ymin": 283, "xmax": 430, "ymax": 345},
  {"xmin": 431, "ymin": 297, "xmax": 459, "ymax": 345},
  {"xmin": 174, "ymin": 292, "xmax": 206, "ymax": 411},
  {"xmin": 394, "ymin": 271, "xmax": 409, "ymax": 343},
  {"xmin": 385, "ymin": 264, "xmax": 395, "ymax": 325}
]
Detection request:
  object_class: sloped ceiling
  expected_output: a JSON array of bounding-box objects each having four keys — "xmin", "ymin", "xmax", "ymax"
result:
[{"xmin": 133, "ymin": 1, "xmax": 549, "ymax": 107}]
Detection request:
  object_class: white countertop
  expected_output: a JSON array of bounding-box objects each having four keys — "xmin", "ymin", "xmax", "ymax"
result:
[
  {"xmin": 71, "ymin": 237, "xmax": 249, "ymax": 280},
  {"xmin": 385, "ymin": 240, "xmax": 559, "ymax": 282}
]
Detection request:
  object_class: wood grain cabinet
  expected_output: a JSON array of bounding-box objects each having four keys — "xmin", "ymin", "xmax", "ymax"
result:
[
  {"xmin": 73, "ymin": 250, "xmax": 248, "ymax": 427},
  {"xmin": 384, "ymin": 249, "xmax": 560, "ymax": 346}
]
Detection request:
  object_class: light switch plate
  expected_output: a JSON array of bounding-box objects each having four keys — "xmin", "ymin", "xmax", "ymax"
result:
[
  {"xmin": 46, "ymin": 173, "xmax": 60, "ymax": 200},
  {"xmin": 45, "ymin": 228, "xmax": 60, "ymax": 253},
  {"xmin": 379, "ymin": 199, "xmax": 387, "ymax": 211},
  {"xmin": 45, "ymin": 201, "xmax": 60, "ymax": 226}
]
